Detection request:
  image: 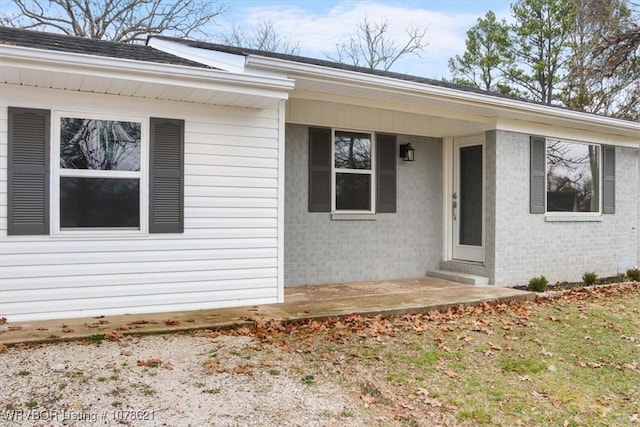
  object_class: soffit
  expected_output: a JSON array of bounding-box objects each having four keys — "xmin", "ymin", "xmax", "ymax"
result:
[
  {"xmin": 290, "ymin": 75, "xmax": 639, "ymax": 140},
  {"xmin": 246, "ymin": 56, "xmax": 640, "ymax": 142},
  {"xmin": 0, "ymin": 45, "xmax": 293, "ymax": 110}
]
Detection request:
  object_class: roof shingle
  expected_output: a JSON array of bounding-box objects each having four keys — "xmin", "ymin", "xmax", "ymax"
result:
[{"xmin": 0, "ymin": 26, "xmax": 207, "ymax": 68}]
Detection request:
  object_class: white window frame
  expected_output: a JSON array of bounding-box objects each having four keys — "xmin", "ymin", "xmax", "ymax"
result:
[
  {"xmin": 51, "ymin": 111, "xmax": 149, "ymax": 236},
  {"xmin": 544, "ymin": 137, "xmax": 602, "ymax": 219},
  {"xmin": 331, "ymin": 128, "xmax": 376, "ymax": 214}
]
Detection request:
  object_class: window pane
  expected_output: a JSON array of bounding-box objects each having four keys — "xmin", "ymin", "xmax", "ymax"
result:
[
  {"xmin": 459, "ymin": 145, "xmax": 483, "ymax": 246},
  {"xmin": 335, "ymin": 131, "xmax": 371, "ymax": 170},
  {"xmin": 60, "ymin": 118, "xmax": 141, "ymax": 171},
  {"xmin": 61, "ymin": 178, "xmax": 140, "ymax": 228},
  {"xmin": 546, "ymin": 141, "xmax": 600, "ymax": 212},
  {"xmin": 336, "ymin": 173, "xmax": 371, "ymax": 211}
]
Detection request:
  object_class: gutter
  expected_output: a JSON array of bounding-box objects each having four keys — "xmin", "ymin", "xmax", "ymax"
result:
[
  {"xmin": 246, "ymin": 55, "xmax": 640, "ymax": 141},
  {"xmin": 0, "ymin": 44, "xmax": 295, "ymax": 93}
]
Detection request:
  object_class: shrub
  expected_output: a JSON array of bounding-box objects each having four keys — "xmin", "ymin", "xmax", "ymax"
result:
[
  {"xmin": 626, "ymin": 268, "xmax": 640, "ymax": 282},
  {"xmin": 582, "ymin": 272, "xmax": 598, "ymax": 286},
  {"xmin": 528, "ymin": 276, "xmax": 548, "ymax": 292}
]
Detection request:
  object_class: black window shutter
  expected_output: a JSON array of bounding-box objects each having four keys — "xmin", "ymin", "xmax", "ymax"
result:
[
  {"xmin": 602, "ymin": 145, "xmax": 615, "ymax": 214},
  {"xmin": 149, "ymin": 118, "xmax": 184, "ymax": 233},
  {"xmin": 530, "ymin": 135, "xmax": 546, "ymax": 214},
  {"xmin": 376, "ymin": 134, "xmax": 397, "ymax": 213},
  {"xmin": 7, "ymin": 107, "xmax": 50, "ymax": 235},
  {"xmin": 308, "ymin": 127, "xmax": 331, "ymax": 212}
]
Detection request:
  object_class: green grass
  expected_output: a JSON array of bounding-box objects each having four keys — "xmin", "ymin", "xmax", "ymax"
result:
[
  {"xmin": 497, "ymin": 356, "xmax": 546, "ymax": 374},
  {"xmin": 89, "ymin": 334, "xmax": 105, "ymax": 345},
  {"xmin": 281, "ymin": 284, "xmax": 640, "ymax": 427}
]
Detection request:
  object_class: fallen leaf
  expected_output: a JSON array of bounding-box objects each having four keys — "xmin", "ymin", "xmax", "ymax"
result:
[
  {"xmin": 489, "ymin": 342, "xmax": 502, "ymax": 351},
  {"xmin": 106, "ymin": 331, "xmax": 123, "ymax": 341},
  {"xmin": 0, "ymin": 344, "xmax": 7, "ymax": 353},
  {"xmin": 0, "ymin": 317, "xmax": 6, "ymax": 325},
  {"xmin": 233, "ymin": 364, "xmax": 251, "ymax": 374},
  {"xmin": 416, "ymin": 388, "xmax": 430, "ymax": 396},
  {"xmin": 120, "ymin": 349, "xmax": 133, "ymax": 356},
  {"xmin": 62, "ymin": 327, "xmax": 74, "ymax": 333},
  {"xmin": 393, "ymin": 405, "xmax": 406, "ymax": 419},
  {"xmin": 360, "ymin": 394, "xmax": 375, "ymax": 404},
  {"xmin": 7, "ymin": 326, "xmax": 22, "ymax": 331},
  {"xmin": 202, "ymin": 358, "xmax": 220, "ymax": 374},
  {"xmin": 162, "ymin": 363, "xmax": 173, "ymax": 370},
  {"xmin": 164, "ymin": 319, "xmax": 180, "ymax": 326},
  {"xmin": 444, "ymin": 370, "xmax": 458, "ymax": 378},
  {"xmin": 137, "ymin": 358, "xmax": 162, "ymax": 367}
]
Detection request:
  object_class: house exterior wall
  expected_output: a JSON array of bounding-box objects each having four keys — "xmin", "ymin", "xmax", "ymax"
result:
[
  {"xmin": 284, "ymin": 122, "xmax": 443, "ymax": 285},
  {"xmin": 0, "ymin": 84, "xmax": 284, "ymax": 321},
  {"xmin": 490, "ymin": 130, "xmax": 638, "ymax": 286},
  {"xmin": 484, "ymin": 130, "xmax": 498, "ymax": 284}
]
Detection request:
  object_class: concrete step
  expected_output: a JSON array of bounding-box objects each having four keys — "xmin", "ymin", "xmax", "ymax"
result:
[
  {"xmin": 426, "ymin": 269, "xmax": 489, "ymax": 285},
  {"xmin": 439, "ymin": 260, "xmax": 486, "ymax": 277}
]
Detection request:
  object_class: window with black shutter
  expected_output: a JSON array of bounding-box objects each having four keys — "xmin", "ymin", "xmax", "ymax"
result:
[{"xmin": 308, "ymin": 127, "xmax": 397, "ymax": 214}]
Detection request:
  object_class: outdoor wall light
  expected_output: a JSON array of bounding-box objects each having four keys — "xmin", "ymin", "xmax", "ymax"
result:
[{"xmin": 399, "ymin": 143, "xmax": 415, "ymax": 161}]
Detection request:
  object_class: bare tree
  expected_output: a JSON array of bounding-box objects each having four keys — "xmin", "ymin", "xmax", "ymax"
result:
[
  {"xmin": 221, "ymin": 19, "xmax": 300, "ymax": 54},
  {"xmin": 564, "ymin": 0, "xmax": 640, "ymax": 119},
  {"xmin": 326, "ymin": 18, "xmax": 428, "ymax": 71},
  {"xmin": 2, "ymin": 0, "xmax": 227, "ymax": 43}
]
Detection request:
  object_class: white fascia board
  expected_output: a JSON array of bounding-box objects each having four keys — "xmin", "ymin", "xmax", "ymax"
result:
[
  {"xmin": 494, "ymin": 118, "xmax": 639, "ymax": 148},
  {"xmin": 0, "ymin": 44, "xmax": 294, "ymax": 94},
  {"xmin": 247, "ymin": 55, "xmax": 640, "ymax": 141},
  {"xmin": 147, "ymin": 37, "xmax": 246, "ymax": 73}
]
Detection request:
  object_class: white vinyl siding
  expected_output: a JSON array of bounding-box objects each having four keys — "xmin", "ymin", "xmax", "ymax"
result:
[{"xmin": 0, "ymin": 85, "xmax": 283, "ymax": 321}]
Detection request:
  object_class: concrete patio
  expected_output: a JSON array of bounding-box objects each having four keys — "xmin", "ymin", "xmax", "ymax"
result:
[{"xmin": 0, "ymin": 277, "xmax": 534, "ymax": 346}]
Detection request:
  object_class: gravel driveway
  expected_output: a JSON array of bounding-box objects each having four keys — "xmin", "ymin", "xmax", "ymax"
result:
[{"xmin": 1, "ymin": 334, "xmax": 373, "ymax": 426}]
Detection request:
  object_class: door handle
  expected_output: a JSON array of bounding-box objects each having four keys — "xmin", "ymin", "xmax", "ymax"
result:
[{"xmin": 452, "ymin": 192, "xmax": 457, "ymax": 221}]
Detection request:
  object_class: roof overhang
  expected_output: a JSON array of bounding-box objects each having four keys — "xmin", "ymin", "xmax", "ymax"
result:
[
  {"xmin": 246, "ymin": 55, "xmax": 640, "ymax": 146},
  {"xmin": 0, "ymin": 44, "xmax": 294, "ymax": 109}
]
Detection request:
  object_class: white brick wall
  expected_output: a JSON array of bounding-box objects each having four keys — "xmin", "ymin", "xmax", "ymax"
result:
[
  {"xmin": 490, "ymin": 130, "xmax": 638, "ymax": 285},
  {"xmin": 284, "ymin": 124, "xmax": 443, "ymax": 285}
]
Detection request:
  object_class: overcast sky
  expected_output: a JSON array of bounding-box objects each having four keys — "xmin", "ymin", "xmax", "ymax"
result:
[
  {"xmin": 0, "ymin": 0, "xmax": 514, "ymax": 79},
  {"xmin": 217, "ymin": 0, "xmax": 514, "ymax": 79}
]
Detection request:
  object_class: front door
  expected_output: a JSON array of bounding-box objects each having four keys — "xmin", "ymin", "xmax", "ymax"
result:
[{"xmin": 452, "ymin": 135, "xmax": 484, "ymax": 262}]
